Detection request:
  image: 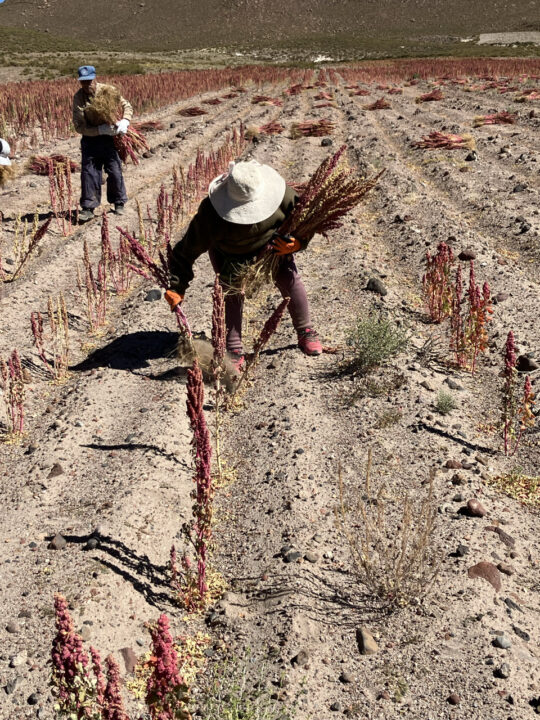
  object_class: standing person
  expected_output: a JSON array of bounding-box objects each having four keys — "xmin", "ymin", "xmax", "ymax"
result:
[
  {"xmin": 72, "ymin": 65, "xmax": 132, "ymax": 222},
  {"xmin": 165, "ymin": 160, "xmax": 322, "ymax": 368},
  {"xmin": 0, "ymin": 138, "xmax": 13, "ymax": 188}
]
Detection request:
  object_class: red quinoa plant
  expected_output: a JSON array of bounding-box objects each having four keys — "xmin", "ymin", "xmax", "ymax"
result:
[
  {"xmin": 422, "ymin": 242, "xmax": 455, "ymax": 323},
  {"xmin": 0, "ymin": 349, "xmax": 25, "ymax": 438},
  {"xmin": 501, "ymin": 331, "xmax": 536, "ymax": 456},
  {"xmin": 30, "ymin": 293, "xmax": 70, "ymax": 381}
]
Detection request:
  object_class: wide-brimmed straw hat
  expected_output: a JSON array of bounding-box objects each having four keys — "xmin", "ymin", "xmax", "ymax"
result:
[
  {"xmin": 208, "ymin": 160, "xmax": 286, "ymax": 224},
  {"xmin": 0, "ymin": 138, "xmax": 11, "ymax": 166}
]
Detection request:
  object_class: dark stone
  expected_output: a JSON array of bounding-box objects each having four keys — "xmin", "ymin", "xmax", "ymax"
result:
[
  {"xmin": 464, "ymin": 150, "xmax": 478, "ymax": 161},
  {"xmin": 6, "ymin": 621, "xmax": 20, "ymax": 633},
  {"xmin": 291, "ymin": 650, "xmax": 309, "ymax": 666},
  {"xmin": 5, "ymin": 677, "xmax": 19, "ymax": 694},
  {"xmin": 486, "ymin": 526, "xmax": 515, "ymax": 548},
  {"xmin": 458, "ymin": 248, "xmax": 477, "ymax": 261},
  {"xmin": 495, "ymin": 663, "xmax": 511, "ymax": 679},
  {"xmin": 27, "ymin": 693, "xmax": 39, "ymax": 705},
  {"xmin": 512, "ymin": 625, "xmax": 530, "ymax": 642},
  {"xmin": 120, "ymin": 647, "xmax": 138, "ymax": 674},
  {"xmin": 366, "ymin": 277, "xmax": 387, "ymax": 296},
  {"xmin": 448, "ymin": 693, "xmax": 460, "ymax": 705},
  {"xmin": 519, "ymin": 221, "xmax": 531, "ymax": 233},
  {"xmin": 142, "ymin": 151, "xmax": 152, "ymax": 159},
  {"xmin": 340, "ymin": 671, "xmax": 354, "ymax": 684},
  {"xmin": 512, "ymin": 183, "xmax": 527, "ymax": 193},
  {"xmin": 169, "ymin": 122, "xmax": 176, "ymax": 128},
  {"xmin": 144, "ymin": 289, "xmax": 162, "ymax": 302},
  {"xmin": 48, "ymin": 463, "xmax": 64, "ymax": 478},
  {"xmin": 283, "ymin": 550, "xmax": 302, "ymax": 563},
  {"xmin": 493, "ymin": 634, "xmax": 511, "ymax": 649},
  {"xmin": 85, "ymin": 538, "xmax": 99, "ymax": 550},
  {"xmin": 456, "ymin": 544, "xmax": 469, "ymax": 557},
  {"xmin": 48, "ymin": 533, "xmax": 67, "ymax": 550},
  {"xmin": 468, "ymin": 561, "xmax": 502, "ymax": 592},
  {"xmin": 493, "ymin": 292, "xmax": 509, "ymax": 304},
  {"xmin": 465, "ymin": 499, "xmax": 487, "ymax": 517},
  {"xmin": 330, "ymin": 702, "xmax": 341, "ymax": 711},
  {"xmin": 497, "ymin": 562, "xmax": 515, "ymax": 576},
  {"xmin": 445, "ymin": 459, "xmax": 462, "ymax": 469},
  {"xmin": 321, "ymin": 138, "xmax": 333, "ymax": 146},
  {"xmin": 516, "ymin": 355, "xmax": 539, "ymax": 372}
]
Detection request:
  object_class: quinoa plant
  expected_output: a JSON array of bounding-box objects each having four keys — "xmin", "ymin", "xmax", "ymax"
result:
[
  {"xmin": 30, "ymin": 293, "xmax": 70, "ymax": 380},
  {"xmin": 102, "ymin": 656, "xmax": 129, "ymax": 720},
  {"xmin": 146, "ymin": 615, "xmax": 190, "ymax": 720},
  {"xmin": 464, "ymin": 263, "xmax": 492, "ymax": 373},
  {"xmin": 50, "ymin": 594, "xmax": 101, "ymax": 719},
  {"xmin": 211, "ymin": 276, "xmax": 227, "ymax": 481},
  {"xmin": 8, "ymin": 216, "xmax": 51, "ymax": 282},
  {"xmin": 81, "ymin": 239, "xmax": 109, "ymax": 333},
  {"xmin": 422, "ymin": 241, "xmax": 455, "ymax": 323},
  {"xmin": 501, "ymin": 331, "xmax": 536, "ymax": 456},
  {"xmin": 0, "ymin": 349, "xmax": 25, "ymax": 438}
]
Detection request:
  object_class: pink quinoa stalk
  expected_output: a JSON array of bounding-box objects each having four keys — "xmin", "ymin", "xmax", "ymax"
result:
[
  {"xmin": 90, "ymin": 647, "xmax": 106, "ymax": 707},
  {"xmin": 102, "ymin": 655, "xmax": 129, "ymax": 720},
  {"xmin": 450, "ymin": 263, "xmax": 466, "ymax": 366},
  {"xmin": 503, "ymin": 331, "xmax": 517, "ymax": 455},
  {"xmin": 211, "ymin": 275, "xmax": 226, "ymax": 370},
  {"xmin": 50, "ymin": 594, "xmax": 98, "ymax": 719},
  {"xmin": 146, "ymin": 615, "xmax": 190, "ymax": 720}
]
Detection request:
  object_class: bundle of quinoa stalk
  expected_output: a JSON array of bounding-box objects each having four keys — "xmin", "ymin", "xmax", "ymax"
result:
[
  {"xmin": 28, "ymin": 155, "xmax": 80, "ymax": 175},
  {"xmin": 0, "ymin": 164, "xmax": 16, "ymax": 188},
  {"xmin": 241, "ymin": 145, "xmax": 384, "ymax": 292},
  {"xmin": 85, "ymin": 85, "xmax": 149, "ymax": 165}
]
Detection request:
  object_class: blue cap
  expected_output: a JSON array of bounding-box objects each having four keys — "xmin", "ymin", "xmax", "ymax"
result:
[{"xmin": 77, "ymin": 65, "xmax": 96, "ymax": 80}]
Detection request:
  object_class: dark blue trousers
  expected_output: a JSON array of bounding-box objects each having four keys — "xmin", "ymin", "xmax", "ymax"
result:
[{"xmin": 80, "ymin": 135, "xmax": 127, "ymax": 210}]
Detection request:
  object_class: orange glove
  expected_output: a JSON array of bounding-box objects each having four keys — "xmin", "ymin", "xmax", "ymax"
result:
[
  {"xmin": 165, "ymin": 290, "xmax": 184, "ymax": 310},
  {"xmin": 271, "ymin": 235, "xmax": 301, "ymax": 256}
]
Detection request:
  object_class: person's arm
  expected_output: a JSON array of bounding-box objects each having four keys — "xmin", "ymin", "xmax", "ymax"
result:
[
  {"xmin": 72, "ymin": 91, "xmax": 100, "ymax": 137},
  {"xmin": 169, "ymin": 198, "xmax": 215, "ymax": 294},
  {"xmin": 119, "ymin": 95, "xmax": 133, "ymax": 122}
]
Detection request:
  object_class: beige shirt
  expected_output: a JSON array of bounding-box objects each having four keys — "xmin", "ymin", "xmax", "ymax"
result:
[{"xmin": 72, "ymin": 82, "xmax": 133, "ymax": 137}]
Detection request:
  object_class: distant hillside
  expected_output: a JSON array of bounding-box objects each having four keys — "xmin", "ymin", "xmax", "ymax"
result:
[{"xmin": 1, "ymin": 0, "xmax": 539, "ymax": 53}]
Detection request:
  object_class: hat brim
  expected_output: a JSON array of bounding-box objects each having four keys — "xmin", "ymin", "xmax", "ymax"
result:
[
  {"xmin": 208, "ymin": 164, "xmax": 286, "ymax": 224},
  {"xmin": 79, "ymin": 74, "xmax": 96, "ymax": 81},
  {"xmin": 0, "ymin": 157, "xmax": 11, "ymax": 166}
]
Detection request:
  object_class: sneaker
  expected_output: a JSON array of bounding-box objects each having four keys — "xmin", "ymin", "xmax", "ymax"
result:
[
  {"xmin": 297, "ymin": 328, "xmax": 322, "ymax": 356},
  {"xmin": 228, "ymin": 350, "xmax": 245, "ymax": 372},
  {"xmin": 78, "ymin": 208, "xmax": 94, "ymax": 223},
  {"xmin": 114, "ymin": 203, "xmax": 125, "ymax": 215}
]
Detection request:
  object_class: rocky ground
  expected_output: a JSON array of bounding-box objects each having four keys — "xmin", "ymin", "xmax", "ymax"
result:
[{"xmin": 0, "ymin": 71, "xmax": 539, "ymax": 719}]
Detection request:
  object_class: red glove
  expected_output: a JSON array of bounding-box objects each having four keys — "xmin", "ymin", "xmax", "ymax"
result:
[
  {"xmin": 271, "ymin": 235, "xmax": 301, "ymax": 256},
  {"xmin": 165, "ymin": 290, "xmax": 184, "ymax": 310}
]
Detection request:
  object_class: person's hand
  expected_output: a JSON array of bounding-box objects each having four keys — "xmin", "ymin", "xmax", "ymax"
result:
[
  {"xmin": 165, "ymin": 290, "xmax": 184, "ymax": 310},
  {"xmin": 271, "ymin": 235, "xmax": 301, "ymax": 256},
  {"xmin": 98, "ymin": 124, "xmax": 117, "ymax": 136},
  {"xmin": 116, "ymin": 119, "xmax": 130, "ymax": 136}
]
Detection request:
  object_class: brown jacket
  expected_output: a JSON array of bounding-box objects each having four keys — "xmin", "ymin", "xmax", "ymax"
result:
[
  {"xmin": 170, "ymin": 186, "xmax": 300, "ymax": 294},
  {"xmin": 72, "ymin": 83, "xmax": 133, "ymax": 137}
]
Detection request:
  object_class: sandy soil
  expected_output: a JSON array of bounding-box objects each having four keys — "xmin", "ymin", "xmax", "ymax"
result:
[{"xmin": 0, "ymin": 73, "xmax": 539, "ymax": 720}]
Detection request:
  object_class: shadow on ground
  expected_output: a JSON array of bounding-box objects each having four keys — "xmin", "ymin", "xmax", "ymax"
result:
[{"xmin": 71, "ymin": 330, "xmax": 179, "ymax": 371}]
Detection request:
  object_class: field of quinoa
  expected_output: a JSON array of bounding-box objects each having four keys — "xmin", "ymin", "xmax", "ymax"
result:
[{"xmin": 0, "ymin": 56, "xmax": 540, "ymax": 720}]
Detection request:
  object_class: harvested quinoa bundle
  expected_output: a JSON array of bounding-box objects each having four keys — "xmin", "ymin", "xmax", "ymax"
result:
[
  {"xmin": 179, "ymin": 107, "xmax": 208, "ymax": 116},
  {"xmin": 290, "ymin": 118, "xmax": 335, "ymax": 138},
  {"xmin": 412, "ymin": 131, "xmax": 476, "ymax": 150},
  {"xmin": 28, "ymin": 155, "xmax": 79, "ymax": 176},
  {"xmin": 203, "ymin": 98, "xmax": 222, "ymax": 105},
  {"xmin": 114, "ymin": 126, "xmax": 149, "ymax": 165},
  {"xmin": 365, "ymin": 98, "xmax": 391, "ymax": 110},
  {"xmin": 280, "ymin": 144, "xmax": 383, "ymax": 241},
  {"xmin": 472, "ymin": 111, "xmax": 517, "ymax": 127},
  {"xmin": 259, "ymin": 120, "xmax": 285, "ymax": 135},
  {"xmin": 0, "ymin": 164, "xmax": 16, "ymax": 188},
  {"xmin": 132, "ymin": 120, "xmax": 164, "ymax": 132},
  {"xmin": 84, "ymin": 85, "xmax": 122, "ymax": 125},
  {"xmin": 415, "ymin": 89, "xmax": 444, "ymax": 103}
]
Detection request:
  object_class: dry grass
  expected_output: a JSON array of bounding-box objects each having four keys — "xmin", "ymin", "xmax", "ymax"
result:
[
  {"xmin": 337, "ymin": 450, "xmax": 441, "ymax": 608},
  {"xmin": 84, "ymin": 85, "xmax": 122, "ymax": 125},
  {"xmin": 0, "ymin": 164, "xmax": 16, "ymax": 188}
]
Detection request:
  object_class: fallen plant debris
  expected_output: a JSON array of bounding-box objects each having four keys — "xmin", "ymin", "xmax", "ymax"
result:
[{"xmin": 413, "ymin": 131, "xmax": 476, "ymax": 150}]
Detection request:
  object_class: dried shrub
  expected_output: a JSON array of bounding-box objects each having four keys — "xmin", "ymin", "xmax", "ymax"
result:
[
  {"xmin": 0, "ymin": 164, "xmax": 16, "ymax": 188},
  {"xmin": 345, "ymin": 312, "xmax": 407, "ymax": 375},
  {"xmin": 30, "ymin": 293, "xmax": 70, "ymax": 381},
  {"xmin": 338, "ymin": 451, "xmax": 441, "ymax": 608},
  {"xmin": 472, "ymin": 111, "xmax": 517, "ymax": 127}
]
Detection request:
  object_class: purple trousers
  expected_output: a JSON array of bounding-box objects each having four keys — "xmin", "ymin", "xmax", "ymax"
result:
[
  {"xmin": 209, "ymin": 249, "xmax": 312, "ymax": 354},
  {"xmin": 80, "ymin": 135, "xmax": 127, "ymax": 210}
]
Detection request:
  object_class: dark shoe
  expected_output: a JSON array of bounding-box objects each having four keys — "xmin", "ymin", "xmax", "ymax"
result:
[
  {"xmin": 79, "ymin": 208, "xmax": 94, "ymax": 223},
  {"xmin": 114, "ymin": 203, "xmax": 125, "ymax": 215},
  {"xmin": 228, "ymin": 350, "xmax": 245, "ymax": 372},
  {"xmin": 297, "ymin": 328, "xmax": 322, "ymax": 356}
]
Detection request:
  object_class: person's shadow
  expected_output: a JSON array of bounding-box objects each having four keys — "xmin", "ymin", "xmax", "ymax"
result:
[{"xmin": 71, "ymin": 330, "xmax": 179, "ymax": 372}]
